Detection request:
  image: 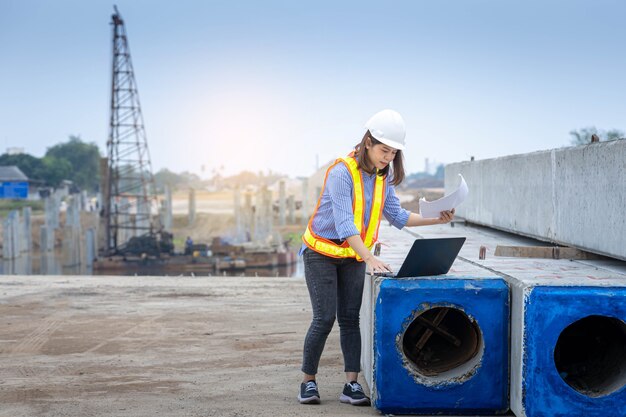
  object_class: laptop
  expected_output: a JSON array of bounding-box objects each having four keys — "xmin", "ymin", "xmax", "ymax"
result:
[{"xmin": 374, "ymin": 237, "xmax": 466, "ymax": 278}]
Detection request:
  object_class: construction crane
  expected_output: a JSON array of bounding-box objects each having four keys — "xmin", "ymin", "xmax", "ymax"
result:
[{"xmin": 103, "ymin": 6, "xmax": 173, "ymax": 256}]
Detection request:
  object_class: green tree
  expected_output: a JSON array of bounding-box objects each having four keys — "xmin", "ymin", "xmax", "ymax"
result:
[
  {"xmin": 45, "ymin": 135, "xmax": 101, "ymax": 191},
  {"xmin": 605, "ymin": 129, "xmax": 625, "ymax": 141},
  {"xmin": 0, "ymin": 153, "xmax": 44, "ymax": 179},
  {"xmin": 0, "ymin": 153, "xmax": 73, "ymax": 187},
  {"xmin": 154, "ymin": 168, "xmax": 185, "ymax": 191},
  {"xmin": 41, "ymin": 156, "xmax": 72, "ymax": 187},
  {"xmin": 569, "ymin": 126, "xmax": 625, "ymax": 145}
]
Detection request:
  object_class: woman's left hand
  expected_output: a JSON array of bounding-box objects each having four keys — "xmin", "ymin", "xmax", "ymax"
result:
[{"xmin": 438, "ymin": 208, "xmax": 455, "ymax": 224}]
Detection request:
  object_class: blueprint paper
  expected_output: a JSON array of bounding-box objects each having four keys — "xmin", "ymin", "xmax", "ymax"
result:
[{"xmin": 419, "ymin": 174, "xmax": 469, "ymax": 219}]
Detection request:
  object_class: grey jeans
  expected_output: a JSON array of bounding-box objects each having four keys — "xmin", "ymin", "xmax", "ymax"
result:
[{"xmin": 301, "ymin": 248, "xmax": 367, "ymax": 375}]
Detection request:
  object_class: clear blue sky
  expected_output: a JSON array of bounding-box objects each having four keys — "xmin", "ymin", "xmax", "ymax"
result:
[{"xmin": 1, "ymin": 0, "xmax": 625, "ymax": 177}]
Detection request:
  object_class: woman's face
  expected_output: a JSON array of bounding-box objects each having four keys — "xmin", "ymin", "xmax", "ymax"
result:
[{"xmin": 366, "ymin": 140, "xmax": 398, "ymax": 171}]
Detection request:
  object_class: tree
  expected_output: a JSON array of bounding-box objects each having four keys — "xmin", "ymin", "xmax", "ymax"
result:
[
  {"xmin": 41, "ymin": 156, "xmax": 72, "ymax": 187},
  {"xmin": 605, "ymin": 129, "xmax": 624, "ymax": 141},
  {"xmin": 45, "ymin": 135, "xmax": 101, "ymax": 191},
  {"xmin": 154, "ymin": 168, "xmax": 186, "ymax": 191},
  {"xmin": 569, "ymin": 126, "xmax": 625, "ymax": 145},
  {"xmin": 0, "ymin": 153, "xmax": 45, "ymax": 180},
  {"xmin": 0, "ymin": 153, "xmax": 73, "ymax": 187}
]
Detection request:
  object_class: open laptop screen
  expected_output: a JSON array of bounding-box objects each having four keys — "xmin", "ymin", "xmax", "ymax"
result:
[{"xmin": 376, "ymin": 237, "xmax": 466, "ymax": 278}]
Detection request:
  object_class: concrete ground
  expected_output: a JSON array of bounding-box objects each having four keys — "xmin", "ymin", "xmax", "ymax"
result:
[{"xmin": 0, "ymin": 275, "xmax": 389, "ymax": 417}]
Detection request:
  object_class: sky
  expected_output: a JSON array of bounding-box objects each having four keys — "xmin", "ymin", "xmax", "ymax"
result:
[{"xmin": 1, "ymin": 0, "xmax": 625, "ymax": 178}]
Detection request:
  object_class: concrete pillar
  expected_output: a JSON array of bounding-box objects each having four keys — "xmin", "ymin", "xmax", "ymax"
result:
[
  {"xmin": 163, "ymin": 185, "xmax": 173, "ymax": 230},
  {"xmin": 67, "ymin": 196, "xmax": 81, "ymax": 228},
  {"xmin": 17, "ymin": 254, "xmax": 32, "ymax": 275},
  {"xmin": 40, "ymin": 225, "xmax": 50, "ymax": 253},
  {"xmin": 13, "ymin": 210, "xmax": 21, "ymax": 258},
  {"xmin": 2, "ymin": 216, "xmax": 13, "ymax": 259},
  {"xmin": 44, "ymin": 196, "xmax": 59, "ymax": 229},
  {"xmin": 254, "ymin": 187, "xmax": 264, "ymax": 241},
  {"xmin": 81, "ymin": 190, "xmax": 88, "ymax": 211},
  {"xmin": 96, "ymin": 192, "xmax": 102, "ymax": 213},
  {"xmin": 278, "ymin": 180, "xmax": 286, "ymax": 226},
  {"xmin": 63, "ymin": 197, "xmax": 82, "ymax": 267},
  {"xmin": 62, "ymin": 225, "xmax": 81, "ymax": 267},
  {"xmin": 188, "ymin": 188, "xmax": 196, "ymax": 226},
  {"xmin": 119, "ymin": 197, "xmax": 130, "ymax": 244},
  {"xmin": 13, "ymin": 210, "xmax": 21, "ymax": 259},
  {"xmin": 22, "ymin": 207, "xmax": 31, "ymax": 253},
  {"xmin": 234, "ymin": 185, "xmax": 243, "ymax": 242},
  {"xmin": 301, "ymin": 178, "xmax": 309, "ymax": 226},
  {"xmin": 263, "ymin": 186, "xmax": 273, "ymax": 238},
  {"xmin": 40, "ymin": 252, "xmax": 60, "ymax": 275},
  {"xmin": 287, "ymin": 195, "xmax": 296, "ymax": 224},
  {"xmin": 3, "ymin": 210, "xmax": 21, "ymax": 260},
  {"xmin": 244, "ymin": 192, "xmax": 253, "ymax": 242},
  {"xmin": 135, "ymin": 197, "xmax": 142, "ymax": 236},
  {"xmin": 136, "ymin": 197, "xmax": 150, "ymax": 234},
  {"xmin": 85, "ymin": 228, "xmax": 96, "ymax": 269}
]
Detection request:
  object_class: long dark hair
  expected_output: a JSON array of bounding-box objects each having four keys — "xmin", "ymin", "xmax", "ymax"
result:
[{"xmin": 354, "ymin": 131, "xmax": 405, "ymax": 186}]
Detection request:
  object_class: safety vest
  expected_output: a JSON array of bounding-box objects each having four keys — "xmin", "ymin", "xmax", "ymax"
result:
[{"xmin": 302, "ymin": 155, "xmax": 386, "ymax": 261}]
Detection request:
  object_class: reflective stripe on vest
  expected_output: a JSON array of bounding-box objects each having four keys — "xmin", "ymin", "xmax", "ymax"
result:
[{"xmin": 302, "ymin": 156, "xmax": 386, "ymax": 261}]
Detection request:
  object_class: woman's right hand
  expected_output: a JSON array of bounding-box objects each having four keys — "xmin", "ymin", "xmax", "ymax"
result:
[{"xmin": 364, "ymin": 255, "xmax": 392, "ymax": 274}]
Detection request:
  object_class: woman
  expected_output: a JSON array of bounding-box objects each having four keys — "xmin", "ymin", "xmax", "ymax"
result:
[{"xmin": 298, "ymin": 109, "xmax": 455, "ymax": 406}]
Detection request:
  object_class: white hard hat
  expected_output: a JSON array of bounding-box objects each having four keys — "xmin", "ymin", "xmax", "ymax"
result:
[{"xmin": 364, "ymin": 109, "xmax": 406, "ymax": 150}]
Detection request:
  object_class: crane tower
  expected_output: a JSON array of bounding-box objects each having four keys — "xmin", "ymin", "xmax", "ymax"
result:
[{"xmin": 104, "ymin": 6, "xmax": 167, "ymax": 255}]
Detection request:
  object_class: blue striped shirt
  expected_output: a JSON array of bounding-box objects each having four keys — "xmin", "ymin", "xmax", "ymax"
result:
[{"xmin": 301, "ymin": 161, "xmax": 410, "ymax": 254}]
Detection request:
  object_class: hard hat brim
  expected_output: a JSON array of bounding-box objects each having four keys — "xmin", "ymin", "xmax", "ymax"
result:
[{"xmin": 373, "ymin": 135, "xmax": 406, "ymax": 151}]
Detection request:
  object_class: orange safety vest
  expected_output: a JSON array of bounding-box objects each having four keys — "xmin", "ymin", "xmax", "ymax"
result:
[{"xmin": 302, "ymin": 155, "xmax": 386, "ymax": 261}]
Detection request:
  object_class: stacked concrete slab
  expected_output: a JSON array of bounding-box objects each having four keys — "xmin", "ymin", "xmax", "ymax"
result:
[
  {"xmin": 445, "ymin": 140, "xmax": 626, "ymax": 261},
  {"xmin": 414, "ymin": 223, "xmax": 626, "ymax": 417},
  {"xmin": 360, "ymin": 224, "xmax": 510, "ymax": 414}
]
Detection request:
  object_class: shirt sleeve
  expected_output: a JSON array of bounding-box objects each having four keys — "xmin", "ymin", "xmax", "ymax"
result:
[
  {"xmin": 383, "ymin": 181, "xmax": 411, "ymax": 229},
  {"xmin": 326, "ymin": 163, "xmax": 360, "ymax": 239}
]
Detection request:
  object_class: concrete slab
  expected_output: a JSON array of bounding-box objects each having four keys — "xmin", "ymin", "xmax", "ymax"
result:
[
  {"xmin": 514, "ymin": 285, "xmax": 626, "ymax": 417},
  {"xmin": 399, "ymin": 222, "xmax": 626, "ymax": 417},
  {"xmin": 370, "ymin": 277, "xmax": 510, "ymax": 414},
  {"xmin": 361, "ymin": 224, "xmax": 510, "ymax": 414},
  {"xmin": 409, "ymin": 222, "xmax": 626, "ymax": 287},
  {"xmin": 445, "ymin": 140, "xmax": 626, "ymax": 261}
]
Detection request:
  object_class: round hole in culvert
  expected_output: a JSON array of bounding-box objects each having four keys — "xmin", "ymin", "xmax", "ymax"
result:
[
  {"xmin": 554, "ymin": 315, "xmax": 626, "ymax": 398},
  {"xmin": 402, "ymin": 307, "xmax": 483, "ymax": 380}
]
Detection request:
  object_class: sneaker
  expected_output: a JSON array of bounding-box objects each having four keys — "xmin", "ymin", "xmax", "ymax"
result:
[
  {"xmin": 339, "ymin": 381, "xmax": 371, "ymax": 406},
  {"xmin": 298, "ymin": 380, "xmax": 321, "ymax": 404}
]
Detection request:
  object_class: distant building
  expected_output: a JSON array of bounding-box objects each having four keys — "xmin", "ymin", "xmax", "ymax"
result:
[
  {"xmin": 0, "ymin": 166, "xmax": 29, "ymax": 199},
  {"xmin": 6, "ymin": 147, "xmax": 25, "ymax": 155}
]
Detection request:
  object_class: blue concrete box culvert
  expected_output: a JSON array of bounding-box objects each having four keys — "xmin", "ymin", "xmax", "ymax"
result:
[
  {"xmin": 519, "ymin": 286, "xmax": 626, "ymax": 417},
  {"xmin": 372, "ymin": 277, "xmax": 510, "ymax": 415}
]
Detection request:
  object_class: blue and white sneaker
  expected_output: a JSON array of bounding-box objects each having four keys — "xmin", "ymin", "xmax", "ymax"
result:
[
  {"xmin": 339, "ymin": 381, "xmax": 371, "ymax": 406},
  {"xmin": 298, "ymin": 380, "xmax": 321, "ymax": 404}
]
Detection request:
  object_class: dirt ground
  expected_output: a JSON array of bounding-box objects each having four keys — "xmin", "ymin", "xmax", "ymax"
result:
[{"xmin": 0, "ymin": 275, "xmax": 381, "ymax": 417}]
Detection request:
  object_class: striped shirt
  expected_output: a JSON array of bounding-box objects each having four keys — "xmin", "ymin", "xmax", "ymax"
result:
[{"xmin": 300, "ymin": 161, "xmax": 410, "ymax": 254}]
